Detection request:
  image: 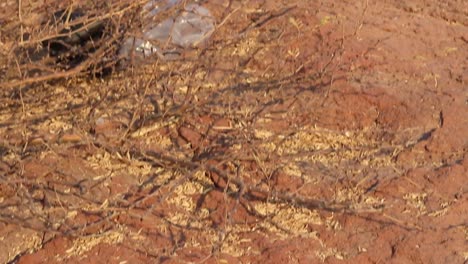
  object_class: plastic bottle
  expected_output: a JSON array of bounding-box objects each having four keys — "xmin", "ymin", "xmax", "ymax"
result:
[{"xmin": 119, "ymin": 0, "xmax": 214, "ymax": 62}]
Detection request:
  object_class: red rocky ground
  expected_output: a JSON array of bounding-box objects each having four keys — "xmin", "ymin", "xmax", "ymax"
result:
[{"xmin": 0, "ymin": 0, "xmax": 467, "ymax": 263}]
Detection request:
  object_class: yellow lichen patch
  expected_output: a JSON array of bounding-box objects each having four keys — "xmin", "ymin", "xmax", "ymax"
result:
[
  {"xmin": 427, "ymin": 201, "xmax": 451, "ymax": 217},
  {"xmin": 86, "ymin": 149, "xmax": 153, "ymax": 182},
  {"xmin": 253, "ymin": 202, "xmax": 323, "ymax": 237},
  {"xmin": 220, "ymin": 226, "xmax": 262, "ymax": 257},
  {"xmin": 257, "ymin": 126, "xmax": 402, "ymax": 182},
  {"xmin": 282, "ymin": 163, "xmax": 303, "ymax": 177},
  {"xmin": 403, "ymin": 192, "xmax": 427, "ymax": 214},
  {"xmin": 320, "ymin": 16, "xmax": 333, "ymax": 25},
  {"xmin": 444, "ymin": 46, "xmax": 457, "ymax": 54},
  {"xmin": 335, "ymin": 187, "xmax": 385, "ymax": 212},
  {"xmin": 64, "ymin": 230, "xmax": 124, "ymax": 258},
  {"xmin": 316, "ymin": 247, "xmax": 345, "ymax": 262},
  {"xmin": 0, "ymin": 228, "xmax": 42, "ymax": 264},
  {"xmin": 259, "ymin": 141, "xmax": 278, "ymax": 153},
  {"xmin": 276, "ymin": 127, "xmax": 391, "ymax": 166},
  {"xmin": 132, "ymin": 122, "xmax": 176, "ymax": 142},
  {"xmin": 254, "ymin": 129, "xmax": 274, "ymax": 140},
  {"xmin": 44, "ymin": 118, "xmax": 73, "ymax": 134},
  {"xmin": 232, "ymin": 34, "xmax": 259, "ymax": 57},
  {"xmin": 165, "ymin": 172, "xmax": 210, "ymax": 227}
]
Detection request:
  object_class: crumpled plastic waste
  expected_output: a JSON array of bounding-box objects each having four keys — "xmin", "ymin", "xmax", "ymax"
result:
[{"xmin": 119, "ymin": 0, "xmax": 215, "ymax": 61}]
